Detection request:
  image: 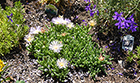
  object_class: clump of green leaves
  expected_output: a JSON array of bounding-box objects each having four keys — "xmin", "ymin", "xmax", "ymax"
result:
[
  {"xmin": 127, "ymin": 45, "xmax": 140, "ymax": 65},
  {"xmin": 0, "ymin": 1, "xmax": 29, "ymax": 56},
  {"xmin": 0, "ymin": 60, "xmax": 10, "ymax": 83},
  {"xmin": 27, "ymin": 22, "xmax": 112, "ymax": 81}
]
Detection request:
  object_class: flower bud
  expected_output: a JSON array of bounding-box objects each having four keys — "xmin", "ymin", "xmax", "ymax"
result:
[{"xmin": 99, "ymin": 55, "xmax": 104, "ymax": 61}]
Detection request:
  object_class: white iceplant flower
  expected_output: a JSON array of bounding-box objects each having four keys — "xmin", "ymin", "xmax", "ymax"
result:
[
  {"xmin": 88, "ymin": 20, "xmax": 96, "ymax": 27},
  {"xmin": 66, "ymin": 22, "xmax": 74, "ymax": 29},
  {"xmin": 51, "ymin": 17, "xmax": 64, "ymax": 24},
  {"xmin": 61, "ymin": 18, "xmax": 71, "ymax": 25},
  {"xmin": 29, "ymin": 26, "xmax": 42, "ymax": 34},
  {"xmin": 57, "ymin": 58, "xmax": 68, "ymax": 69},
  {"xmin": 49, "ymin": 41, "xmax": 63, "ymax": 53},
  {"xmin": 51, "ymin": 16, "xmax": 71, "ymax": 25},
  {"xmin": 24, "ymin": 34, "xmax": 34, "ymax": 44}
]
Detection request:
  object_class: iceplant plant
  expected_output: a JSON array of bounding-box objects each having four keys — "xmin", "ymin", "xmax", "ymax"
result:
[
  {"xmin": 24, "ymin": 34, "xmax": 34, "ymax": 47},
  {"xmin": 29, "ymin": 26, "xmax": 42, "ymax": 35},
  {"xmin": 51, "ymin": 16, "xmax": 70, "ymax": 25},
  {"xmin": 57, "ymin": 58, "xmax": 68, "ymax": 69},
  {"xmin": 49, "ymin": 40, "xmax": 63, "ymax": 53},
  {"xmin": 51, "ymin": 15, "xmax": 74, "ymax": 28}
]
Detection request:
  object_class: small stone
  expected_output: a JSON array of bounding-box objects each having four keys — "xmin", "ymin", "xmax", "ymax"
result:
[
  {"xmin": 118, "ymin": 60, "xmax": 123, "ymax": 68},
  {"xmin": 110, "ymin": 40, "xmax": 113, "ymax": 43},
  {"xmin": 80, "ymin": 76, "xmax": 84, "ymax": 80},
  {"xmin": 84, "ymin": 72, "xmax": 89, "ymax": 77},
  {"xmin": 81, "ymin": 80, "xmax": 85, "ymax": 83}
]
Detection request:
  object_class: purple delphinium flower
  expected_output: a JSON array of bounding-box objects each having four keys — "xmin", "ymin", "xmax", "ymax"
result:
[
  {"xmin": 133, "ymin": 69, "xmax": 137, "ymax": 76},
  {"xmin": 85, "ymin": 3, "xmax": 91, "ymax": 11},
  {"xmin": 84, "ymin": 0, "xmax": 90, "ymax": 3},
  {"xmin": 90, "ymin": 11, "xmax": 95, "ymax": 17},
  {"xmin": 121, "ymin": 19, "xmax": 131, "ymax": 29},
  {"xmin": 82, "ymin": 20, "xmax": 85, "ymax": 22},
  {"xmin": 93, "ymin": 5, "xmax": 96, "ymax": 9},
  {"xmin": 7, "ymin": 13, "xmax": 13, "ymax": 22},
  {"xmin": 105, "ymin": 46, "xmax": 108, "ymax": 48},
  {"xmin": 85, "ymin": 4, "xmax": 99, "ymax": 17},
  {"xmin": 76, "ymin": 16, "xmax": 78, "ymax": 19},
  {"xmin": 113, "ymin": 12, "xmax": 123, "ymax": 20},
  {"xmin": 113, "ymin": 12, "xmax": 138, "ymax": 32},
  {"xmin": 89, "ymin": 5, "xmax": 97, "ymax": 17},
  {"xmin": 127, "ymin": 14, "xmax": 138, "ymax": 32},
  {"xmin": 115, "ymin": 17, "xmax": 126, "ymax": 29},
  {"xmin": 118, "ymin": 73, "xmax": 123, "ymax": 75},
  {"xmin": 97, "ymin": 10, "xmax": 99, "ymax": 16}
]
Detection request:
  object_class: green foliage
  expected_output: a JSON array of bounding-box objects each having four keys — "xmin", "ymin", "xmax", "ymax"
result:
[
  {"xmin": 0, "ymin": 1, "xmax": 29, "ymax": 56},
  {"xmin": 127, "ymin": 45, "xmax": 140, "ymax": 65},
  {"xmin": 16, "ymin": 80, "xmax": 25, "ymax": 83},
  {"xmin": 0, "ymin": 62, "xmax": 11, "ymax": 83},
  {"xmin": 89, "ymin": 0, "xmax": 140, "ymax": 32},
  {"xmin": 27, "ymin": 23, "xmax": 112, "ymax": 81}
]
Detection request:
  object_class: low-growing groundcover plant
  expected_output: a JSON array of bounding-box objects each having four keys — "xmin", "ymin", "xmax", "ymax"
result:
[
  {"xmin": 0, "ymin": 1, "xmax": 29, "ymax": 56},
  {"xmin": 84, "ymin": 0, "xmax": 140, "ymax": 33},
  {"xmin": 0, "ymin": 59, "xmax": 10, "ymax": 82},
  {"xmin": 127, "ymin": 45, "xmax": 140, "ymax": 65},
  {"xmin": 27, "ymin": 17, "xmax": 112, "ymax": 82}
]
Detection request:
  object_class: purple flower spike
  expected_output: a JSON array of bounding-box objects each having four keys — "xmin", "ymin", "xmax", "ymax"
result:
[
  {"xmin": 85, "ymin": 3, "xmax": 91, "ymax": 11},
  {"xmin": 105, "ymin": 46, "xmax": 108, "ymax": 48},
  {"xmin": 113, "ymin": 12, "xmax": 123, "ymax": 20},
  {"xmin": 108, "ymin": 68, "xmax": 110, "ymax": 70},
  {"xmin": 76, "ymin": 16, "xmax": 78, "ymax": 19},
  {"xmin": 93, "ymin": 5, "xmax": 96, "ymax": 9},
  {"xmin": 84, "ymin": 0, "xmax": 90, "ymax": 3},
  {"xmin": 97, "ymin": 10, "xmax": 99, "ymax": 16},
  {"xmin": 127, "ymin": 15, "xmax": 138, "ymax": 32},
  {"xmin": 82, "ymin": 20, "xmax": 85, "ymax": 22},
  {"xmin": 113, "ymin": 12, "xmax": 138, "ymax": 32},
  {"xmin": 111, "ymin": 68, "xmax": 115, "ymax": 70},
  {"xmin": 118, "ymin": 73, "xmax": 123, "ymax": 75},
  {"xmin": 10, "ymin": 19, "xmax": 13, "ymax": 22},
  {"xmin": 133, "ymin": 69, "xmax": 137, "ymax": 75},
  {"xmin": 10, "ymin": 13, "xmax": 13, "ymax": 16},
  {"xmin": 90, "ymin": 11, "xmax": 95, "ymax": 17},
  {"xmin": 7, "ymin": 13, "xmax": 13, "ymax": 22}
]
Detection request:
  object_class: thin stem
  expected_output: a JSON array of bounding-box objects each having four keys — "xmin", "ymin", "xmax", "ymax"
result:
[{"xmin": 124, "ymin": 0, "xmax": 140, "ymax": 18}]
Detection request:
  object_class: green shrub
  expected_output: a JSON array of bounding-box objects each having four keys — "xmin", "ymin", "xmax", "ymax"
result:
[
  {"xmin": 127, "ymin": 45, "xmax": 140, "ymax": 65},
  {"xmin": 27, "ymin": 22, "xmax": 112, "ymax": 81},
  {"xmin": 0, "ymin": 1, "xmax": 29, "ymax": 56}
]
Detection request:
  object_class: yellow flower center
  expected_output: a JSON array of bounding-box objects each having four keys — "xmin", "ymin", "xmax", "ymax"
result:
[
  {"xmin": 35, "ymin": 30, "xmax": 39, "ymax": 33},
  {"xmin": 53, "ymin": 45, "xmax": 58, "ymax": 50},
  {"xmin": 88, "ymin": 20, "xmax": 96, "ymax": 26},
  {"xmin": 56, "ymin": 21, "xmax": 60, "ymax": 24},
  {"xmin": 27, "ymin": 37, "xmax": 32, "ymax": 42},
  {"xmin": 59, "ymin": 62, "xmax": 64, "ymax": 67}
]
